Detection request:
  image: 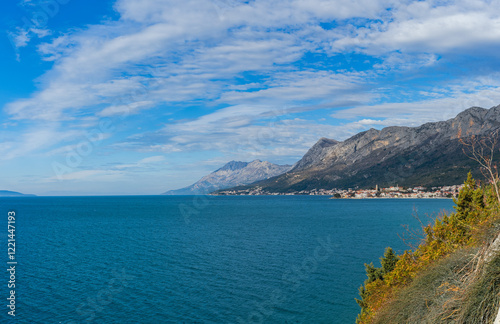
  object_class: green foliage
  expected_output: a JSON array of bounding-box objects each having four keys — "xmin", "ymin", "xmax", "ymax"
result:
[
  {"xmin": 356, "ymin": 247, "xmax": 400, "ymax": 321},
  {"xmin": 362, "ymin": 248, "xmax": 400, "ymax": 285},
  {"xmin": 365, "ymin": 263, "xmax": 384, "ymax": 283},
  {"xmin": 453, "ymin": 172, "xmax": 485, "ymax": 222},
  {"xmin": 381, "ymin": 247, "xmax": 398, "ymax": 273},
  {"xmin": 356, "ymin": 173, "xmax": 500, "ymax": 323},
  {"xmin": 355, "ymin": 285, "xmax": 368, "ymax": 309}
]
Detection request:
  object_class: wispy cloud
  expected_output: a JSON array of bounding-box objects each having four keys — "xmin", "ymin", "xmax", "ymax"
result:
[
  {"xmin": 331, "ymin": 1, "xmax": 500, "ymax": 55},
  {"xmin": 45, "ymin": 155, "xmax": 166, "ymax": 183},
  {"xmin": 112, "ymin": 155, "xmax": 166, "ymax": 169},
  {"xmin": 332, "ymin": 79, "xmax": 500, "ymax": 124}
]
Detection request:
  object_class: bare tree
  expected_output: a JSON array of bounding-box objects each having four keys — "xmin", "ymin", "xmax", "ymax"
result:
[
  {"xmin": 458, "ymin": 128, "xmax": 500, "ymax": 324},
  {"xmin": 459, "ymin": 128, "xmax": 500, "ymax": 206}
]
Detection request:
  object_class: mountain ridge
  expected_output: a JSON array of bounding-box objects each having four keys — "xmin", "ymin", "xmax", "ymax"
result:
[{"xmin": 220, "ymin": 105, "xmax": 500, "ymax": 193}]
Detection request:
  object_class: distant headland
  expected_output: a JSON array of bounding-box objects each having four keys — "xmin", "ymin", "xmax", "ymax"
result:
[{"xmin": 0, "ymin": 190, "xmax": 36, "ymax": 197}]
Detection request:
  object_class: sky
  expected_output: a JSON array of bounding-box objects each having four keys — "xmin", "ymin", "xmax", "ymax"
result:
[{"xmin": 2, "ymin": 0, "xmax": 500, "ymax": 195}]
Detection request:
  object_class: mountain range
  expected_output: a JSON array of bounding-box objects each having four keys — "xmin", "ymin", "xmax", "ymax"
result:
[
  {"xmin": 218, "ymin": 105, "xmax": 500, "ymax": 194},
  {"xmin": 163, "ymin": 160, "xmax": 292, "ymax": 195}
]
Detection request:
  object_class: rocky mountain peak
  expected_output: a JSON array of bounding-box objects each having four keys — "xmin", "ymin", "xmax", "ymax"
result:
[
  {"xmin": 456, "ymin": 106, "xmax": 488, "ymax": 119},
  {"xmin": 291, "ymin": 137, "xmax": 339, "ymax": 171},
  {"xmin": 163, "ymin": 160, "xmax": 292, "ymax": 195},
  {"xmin": 215, "ymin": 161, "xmax": 249, "ymax": 172},
  {"xmin": 316, "ymin": 137, "xmax": 339, "ymax": 147},
  {"xmin": 249, "ymin": 159, "xmax": 264, "ymax": 164}
]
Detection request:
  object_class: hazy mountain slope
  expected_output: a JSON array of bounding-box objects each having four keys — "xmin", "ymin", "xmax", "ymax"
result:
[
  {"xmin": 163, "ymin": 160, "xmax": 292, "ymax": 195},
  {"xmin": 231, "ymin": 105, "xmax": 500, "ymax": 192},
  {"xmin": 0, "ymin": 190, "xmax": 36, "ymax": 197}
]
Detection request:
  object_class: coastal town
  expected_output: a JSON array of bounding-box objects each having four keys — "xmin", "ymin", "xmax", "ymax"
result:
[{"xmin": 214, "ymin": 184, "xmax": 464, "ymax": 199}]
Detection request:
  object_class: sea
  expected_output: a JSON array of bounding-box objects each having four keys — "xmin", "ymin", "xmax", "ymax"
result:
[{"xmin": 0, "ymin": 196, "xmax": 455, "ymax": 324}]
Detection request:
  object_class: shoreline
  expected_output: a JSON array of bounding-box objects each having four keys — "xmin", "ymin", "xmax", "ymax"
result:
[
  {"xmin": 329, "ymin": 196, "xmax": 453, "ymax": 200},
  {"xmin": 210, "ymin": 194, "xmax": 454, "ymax": 199}
]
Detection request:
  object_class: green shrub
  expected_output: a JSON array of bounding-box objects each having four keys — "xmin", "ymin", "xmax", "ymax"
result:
[{"xmin": 356, "ymin": 173, "xmax": 500, "ymax": 323}]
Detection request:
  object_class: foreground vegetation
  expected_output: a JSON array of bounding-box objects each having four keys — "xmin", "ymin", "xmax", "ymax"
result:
[{"xmin": 356, "ymin": 173, "xmax": 500, "ymax": 323}]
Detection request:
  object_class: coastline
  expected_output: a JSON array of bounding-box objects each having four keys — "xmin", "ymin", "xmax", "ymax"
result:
[
  {"xmin": 215, "ymin": 184, "xmax": 463, "ymax": 199},
  {"xmin": 329, "ymin": 196, "xmax": 453, "ymax": 200}
]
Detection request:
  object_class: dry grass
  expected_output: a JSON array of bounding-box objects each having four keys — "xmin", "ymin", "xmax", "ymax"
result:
[
  {"xmin": 373, "ymin": 226, "xmax": 500, "ymax": 324},
  {"xmin": 357, "ymin": 181, "xmax": 500, "ymax": 324},
  {"xmin": 373, "ymin": 248, "xmax": 476, "ymax": 324}
]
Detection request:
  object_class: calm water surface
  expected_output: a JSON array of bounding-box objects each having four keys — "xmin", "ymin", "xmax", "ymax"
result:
[{"xmin": 0, "ymin": 196, "xmax": 454, "ymax": 323}]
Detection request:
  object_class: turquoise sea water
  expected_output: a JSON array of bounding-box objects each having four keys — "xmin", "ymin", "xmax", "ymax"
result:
[{"xmin": 0, "ymin": 196, "xmax": 454, "ymax": 323}]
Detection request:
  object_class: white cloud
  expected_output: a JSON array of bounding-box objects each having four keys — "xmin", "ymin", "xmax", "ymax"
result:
[
  {"xmin": 113, "ymin": 155, "xmax": 166, "ymax": 169},
  {"xmin": 138, "ymin": 155, "xmax": 165, "ymax": 164},
  {"xmin": 8, "ymin": 27, "xmax": 51, "ymax": 51},
  {"xmin": 218, "ymin": 70, "xmax": 370, "ymax": 104},
  {"xmin": 357, "ymin": 118, "xmax": 385, "ymax": 125},
  {"xmin": 9, "ymin": 0, "xmax": 499, "ymax": 127},
  {"xmin": 98, "ymin": 101, "xmax": 155, "ymax": 117},
  {"xmin": 47, "ymin": 169, "xmax": 128, "ymax": 182},
  {"xmin": 331, "ymin": 0, "xmax": 500, "ymax": 55},
  {"xmin": 9, "ymin": 29, "xmax": 30, "ymax": 48},
  {"xmin": 0, "ymin": 125, "xmax": 81, "ymax": 161},
  {"xmin": 7, "ymin": 0, "xmax": 406, "ymax": 124},
  {"xmin": 331, "ymin": 81, "xmax": 500, "ymax": 126},
  {"xmin": 52, "ymin": 170, "xmax": 106, "ymax": 181}
]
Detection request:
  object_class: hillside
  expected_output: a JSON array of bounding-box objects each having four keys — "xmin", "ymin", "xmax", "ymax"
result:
[
  {"xmin": 163, "ymin": 160, "xmax": 291, "ymax": 195},
  {"xmin": 356, "ymin": 174, "xmax": 500, "ymax": 323},
  {"xmin": 224, "ymin": 105, "xmax": 500, "ymax": 193}
]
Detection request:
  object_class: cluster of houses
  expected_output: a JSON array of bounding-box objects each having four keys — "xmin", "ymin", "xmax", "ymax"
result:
[
  {"xmin": 214, "ymin": 184, "xmax": 464, "ymax": 198},
  {"xmin": 332, "ymin": 185, "xmax": 464, "ymax": 199}
]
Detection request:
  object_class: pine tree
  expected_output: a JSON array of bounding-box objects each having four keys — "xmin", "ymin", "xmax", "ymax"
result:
[
  {"xmin": 453, "ymin": 172, "xmax": 476, "ymax": 221},
  {"xmin": 364, "ymin": 263, "xmax": 383, "ymax": 283},
  {"xmin": 381, "ymin": 247, "xmax": 399, "ymax": 274},
  {"xmin": 355, "ymin": 285, "xmax": 368, "ymax": 308}
]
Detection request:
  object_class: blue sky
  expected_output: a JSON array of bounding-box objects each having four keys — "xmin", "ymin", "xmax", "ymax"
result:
[{"xmin": 2, "ymin": 0, "xmax": 500, "ymax": 195}]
